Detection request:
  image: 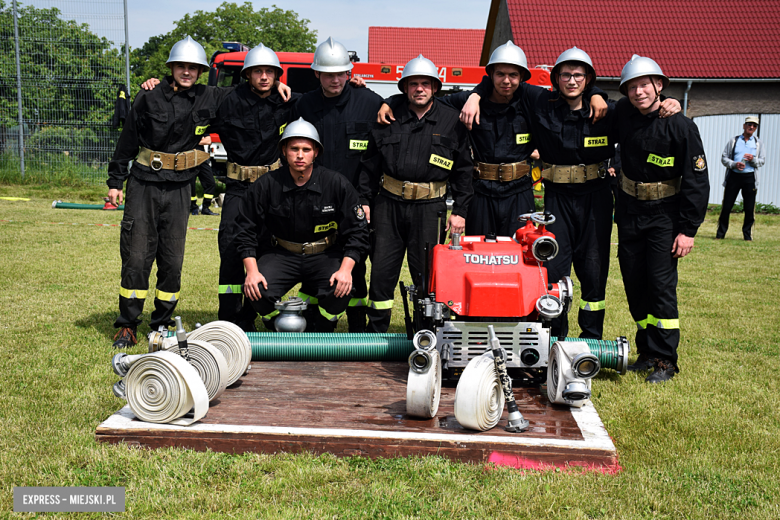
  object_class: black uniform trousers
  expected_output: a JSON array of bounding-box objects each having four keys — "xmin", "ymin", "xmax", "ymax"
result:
[
  {"xmin": 716, "ymin": 171, "xmax": 757, "ymax": 240},
  {"xmin": 465, "ymin": 188, "xmax": 535, "ymax": 237},
  {"xmin": 115, "ymin": 176, "xmax": 190, "ymax": 330},
  {"xmin": 367, "ymin": 193, "xmax": 444, "ymax": 333},
  {"xmin": 544, "ymin": 185, "xmax": 613, "ymax": 339},
  {"xmin": 616, "ymin": 210, "xmax": 680, "ymax": 367},
  {"xmin": 218, "ymin": 187, "xmax": 257, "ymax": 328},
  {"xmin": 190, "ymin": 161, "xmax": 216, "ymax": 207},
  {"xmin": 249, "ymin": 248, "xmax": 351, "ymax": 333}
]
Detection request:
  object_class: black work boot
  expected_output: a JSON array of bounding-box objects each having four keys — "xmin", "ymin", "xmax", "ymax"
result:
[
  {"xmin": 346, "ymin": 307, "xmax": 367, "ymax": 333},
  {"xmin": 627, "ymin": 354, "xmax": 654, "ymax": 372},
  {"xmin": 645, "ymin": 359, "xmax": 677, "ymax": 383},
  {"xmin": 236, "ymin": 319, "xmax": 257, "ymax": 333},
  {"xmin": 112, "ymin": 326, "xmax": 137, "ymax": 349},
  {"xmin": 201, "ymin": 199, "xmax": 219, "ymax": 216},
  {"xmin": 190, "ymin": 201, "xmax": 199, "ymax": 216}
]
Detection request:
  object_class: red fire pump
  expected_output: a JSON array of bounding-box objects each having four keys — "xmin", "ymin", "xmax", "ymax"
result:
[{"xmin": 401, "ymin": 212, "xmax": 575, "ymax": 384}]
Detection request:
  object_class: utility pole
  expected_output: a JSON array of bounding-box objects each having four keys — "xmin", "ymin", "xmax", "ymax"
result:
[{"xmin": 12, "ymin": 0, "xmax": 25, "ymax": 178}]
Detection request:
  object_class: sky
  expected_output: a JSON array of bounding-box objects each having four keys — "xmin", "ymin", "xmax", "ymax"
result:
[{"xmin": 125, "ymin": 0, "xmax": 492, "ymax": 61}]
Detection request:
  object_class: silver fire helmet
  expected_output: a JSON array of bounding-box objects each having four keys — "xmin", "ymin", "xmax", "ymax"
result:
[
  {"xmin": 551, "ymin": 46, "xmax": 596, "ymax": 90},
  {"xmin": 619, "ymin": 54, "xmax": 669, "ymax": 95},
  {"xmin": 242, "ymin": 43, "xmax": 283, "ymax": 78},
  {"xmin": 311, "ymin": 37, "xmax": 353, "ymax": 73},
  {"xmin": 278, "ymin": 118, "xmax": 323, "ymax": 151},
  {"xmin": 398, "ymin": 54, "xmax": 442, "ymax": 92},
  {"xmin": 486, "ymin": 40, "xmax": 531, "ymax": 82},
  {"xmin": 166, "ymin": 35, "xmax": 209, "ymax": 70}
]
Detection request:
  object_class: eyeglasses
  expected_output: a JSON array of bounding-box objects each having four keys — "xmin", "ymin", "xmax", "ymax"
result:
[
  {"xmin": 559, "ymin": 72, "xmax": 587, "ymax": 83},
  {"xmin": 745, "ymin": 123, "xmax": 758, "ymax": 128}
]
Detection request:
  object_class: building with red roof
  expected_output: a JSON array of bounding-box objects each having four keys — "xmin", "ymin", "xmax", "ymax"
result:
[
  {"xmin": 481, "ymin": 0, "xmax": 780, "ymax": 209},
  {"xmin": 481, "ymin": 0, "xmax": 780, "ymax": 118},
  {"xmin": 369, "ymin": 27, "xmax": 484, "ymax": 67}
]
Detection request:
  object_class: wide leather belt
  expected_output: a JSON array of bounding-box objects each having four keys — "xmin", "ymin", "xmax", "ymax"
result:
[
  {"xmin": 620, "ymin": 174, "xmax": 681, "ymax": 201},
  {"xmin": 381, "ymin": 174, "xmax": 447, "ymax": 200},
  {"xmin": 273, "ymin": 233, "xmax": 336, "ymax": 255},
  {"xmin": 541, "ymin": 162, "xmax": 606, "ymax": 183},
  {"xmin": 475, "ymin": 161, "xmax": 530, "ymax": 182},
  {"xmin": 226, "ymin": 159, "xmax": 282, "ymax": 183},
  {"xmin": 136, "ymin": 147, "xmax": 210, "ymax": 171}
]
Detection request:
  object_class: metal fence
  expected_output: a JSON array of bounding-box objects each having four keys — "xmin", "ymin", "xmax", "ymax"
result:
[{"xmin": 1, "ymin": 0, "xmax": 129, "ymax": 184}]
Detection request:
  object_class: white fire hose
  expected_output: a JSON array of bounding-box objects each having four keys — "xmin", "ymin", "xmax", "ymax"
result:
[
  {"xmin": 454, "ymin": 351, "xmax": 506, "ymax": 431},
  {"xmin": 406, "ymin": 330, "xmax": 442, "ymax": 418},
  {"xmin": 187, "ymin": 321, "xmax": 251, "ymax": 386},
  {"xmin": 118, "ymin": 351, "xmax": 209, "ymax": 425},
  {"xmin": 162, "ymin": 339, "xmax": 228, "ymax": 402}
]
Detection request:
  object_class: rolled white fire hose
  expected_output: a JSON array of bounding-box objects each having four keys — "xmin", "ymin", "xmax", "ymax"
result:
[
  {"xmin": 406, "ymin": 349, "xmax": 442, "ymax": 418},
  {"xmin": 188, "ymin": 321, "xmax": 251, "ymax": 386},
  {"xmin": 162, "ymin": 339, "xmax": 228, "ymax": 402},
  {"xmin": 454, "ymin": 351, "xmax": 505, "ymax": 431},
  {"xmin": 124, "ymin": 351, "xmax": 209, "ymax": 425}
]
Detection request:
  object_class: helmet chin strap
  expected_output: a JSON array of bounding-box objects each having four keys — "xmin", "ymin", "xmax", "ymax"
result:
[{"xmin": 651, "ymin": 79, "xmax": 661, "ymax": 104}]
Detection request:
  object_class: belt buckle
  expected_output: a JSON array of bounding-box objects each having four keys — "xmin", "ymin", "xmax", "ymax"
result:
[
  {"xmin": 598, "ymin": 162, "xmax": 607, "ymax": 178},
  {"xmin": 301, "ymin": 242, "xmax": 311, "ymax": 254},
  {"xmin": 402, "ymin": 181, "xmax": 412, "ymax": 199},
  {"xmin": 173, "ymin": 151, "xmax": 182, "ymax": 171},
  {"xmin": 498, "ymin": 163, "xmax": 508, "ymax": 182},
  {"xmin": 151, "ymin": 153, "xmax": 163, "ymax": 171}
]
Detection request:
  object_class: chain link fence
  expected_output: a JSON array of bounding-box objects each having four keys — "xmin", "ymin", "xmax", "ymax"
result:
[{"xmin": 1, "ymin": 0, "xmax": 129, "ymax": 184}]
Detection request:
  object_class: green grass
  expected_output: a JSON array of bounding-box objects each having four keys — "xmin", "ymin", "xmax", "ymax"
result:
[{"xmin": 1, "ymin": 185, "xmax": 779, "ymax": 519}]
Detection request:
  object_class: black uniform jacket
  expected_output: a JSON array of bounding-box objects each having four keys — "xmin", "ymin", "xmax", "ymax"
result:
[
  {"xmin": 359, "ymin": 99, "xmax": 474, "ymax": 218},
  {"xmin": 234, "ymin": 165, "xmax": 370, "ymax": 263},
  {"xmin": 474, "ymin": 76, "xmax": 613, "ymax": 196},
  {"xmin": 107, "ymin": 77, "xmax": 227, "ymax": 189},
  {"xmin": 212, "ymin": 83, "xmax": 300, "ymax": 191},
  {"xmin": 291, "ymin": 83, "xmax": 383, "ymax": 198},
  {"xmin": 613, "ymin": 97, "xmax": 710, "ymax": 238},
  {"xmin": 387, "ymin": 91, "xmax": 534, "ymax": 198}
]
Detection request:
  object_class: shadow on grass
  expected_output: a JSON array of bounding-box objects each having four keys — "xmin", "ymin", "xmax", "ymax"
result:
[{"xmin": 75, "ymin": 309, "xmax": 219, "ymax": 341}]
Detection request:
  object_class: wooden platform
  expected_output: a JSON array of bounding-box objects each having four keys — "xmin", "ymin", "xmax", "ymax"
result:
[{"xmin": 97, "ymin": 362, "xmax": 617, "ymax": 468}]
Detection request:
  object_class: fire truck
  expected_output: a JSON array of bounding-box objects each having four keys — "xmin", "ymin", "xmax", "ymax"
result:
[{"xmin": 204, "ymin": 42, "xmax": 552, "ymax": 174}]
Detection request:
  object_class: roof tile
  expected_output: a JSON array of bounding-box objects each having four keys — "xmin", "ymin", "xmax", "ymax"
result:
[
  {"xmin": 504, "ymin": 0, "xmax": 780, "ymax": 79},
  {"xmin": 368, "ymin": 27, "xmax": 484, "ymax": 66}
]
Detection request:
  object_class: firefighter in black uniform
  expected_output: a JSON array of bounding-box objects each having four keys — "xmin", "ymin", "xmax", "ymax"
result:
[
  {"xmin": 379, "ymin": 41, "xmax": 538, "ymax": 238},
  {"xmin": 235, "ymin": 118, "xmax": 369, "ymax": 332},
  {"xmin": 613, "ymin": 55, "xmax": 709, "ymax": 383},
  {"xmin": 360, "ymin": 55, "xmax": 473, "ymax": 333},
  {"xmin": 211, "ymin": 44, "xmax": 298, "ymax": 331},
  {"xmin": 137, "ymin": 44, "xmax": 295, "ymax": 332},
  {"xmin": 290, "ymin": 37, "xmax": 383, "ymax": 332},
  {"xmin": 108, "ymin": 36, "xmax": 226, "ymax": 348},
  {"xmin": 465, "ymin": 46, "xmax": 680, "ymax": 340},
  {"xmin": 189, "ymin": 138, "xmax": 218, "ymax": 216},
  {"xmin": 468, "ymin": 47, "xmax": 613, "ymax": 339}
]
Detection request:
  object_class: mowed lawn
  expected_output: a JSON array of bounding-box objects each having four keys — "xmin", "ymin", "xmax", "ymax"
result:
[{"xmin": 1, "ymin": 184, "xmax": 778, "ymax": 519}]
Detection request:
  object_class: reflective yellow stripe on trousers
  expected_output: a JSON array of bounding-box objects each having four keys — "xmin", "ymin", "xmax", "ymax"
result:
[
  {"xmin": 297, "ymin": 291, "xmax": 319, "ymax": 305},
  {"xmin": 155, "ymin": 289, "xmax": 180, "ymax": 302},
  {"xmin": 636, "ymin": 314, "xmax": 679, "ymax": 330},
  {"xmin": 120, "ymin": 287, "xmax": 148, "ymax": 299},
  {"xmin": 218, "ymin": 284, "xmax": 243, "ymax": 294},
  {"xmin": 369, "ymin": 299, "xmax": 394, "ymax": 310},
  {"xmin": 579, "ymin": 299, "xmax": 606, "ymax": 311}
]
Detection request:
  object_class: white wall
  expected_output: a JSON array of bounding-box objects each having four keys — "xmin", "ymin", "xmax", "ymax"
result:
[{"xmin": 694, "ymin": 114, "xmax": 778, "ymax": 206}]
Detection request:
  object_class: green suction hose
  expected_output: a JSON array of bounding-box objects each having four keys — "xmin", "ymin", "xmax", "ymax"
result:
[
  {"xmin": 246, "ymin": 332, "xmax": 628, "ymax": 374},
  {"xmin": 52, "ymin": 201, "xmax": 124, "ymax": 210},
  {"xmin": 248, "ymin": 332, "xmax": 414, "ymax": 361},
  {"xmin": 551, "ymin": 336, "xmax": 630, "ymax": 374}
]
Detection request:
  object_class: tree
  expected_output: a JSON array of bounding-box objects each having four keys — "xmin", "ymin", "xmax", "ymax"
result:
[
  {"xmin": 0, "ymin": 0, "xmax": 125, "ymax": 170},
  {"xmin": 130, "ymin": 2, "xmax": 318, "ymax": 85}
]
